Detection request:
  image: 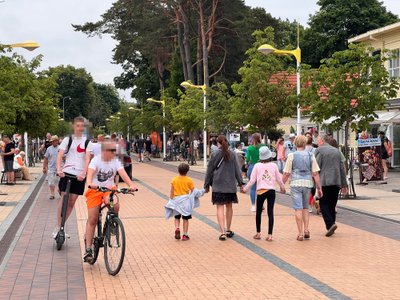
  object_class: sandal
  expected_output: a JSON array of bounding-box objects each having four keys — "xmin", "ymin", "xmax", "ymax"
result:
[
  {"xmin": 304, "ymin": 231, "xmax": 310, "ymax": 239},
  {"xmin": 253, "ymin": 234, "xmax": 261, "ymax": 240},
  {"xmin": 297, "ymin": 235, "xmax": 304, "ymax": 241},
  {"xmin": 266, "ymin": 235, "xmax": 273, "ymax": 242},
  {"xmin": 226, "ymin": 230, "xmax": 235, "ymax": 238},
  {"xmin": 219, "ymin": 234, "xmax": 227, "ymax": 241}
]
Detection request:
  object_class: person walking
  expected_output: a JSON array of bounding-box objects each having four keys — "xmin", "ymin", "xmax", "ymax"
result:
[
  {"xmin": 1, "ymin": 135, "xmax": 16, "ymax": 185},
  {"xmin": 284, "ymin": 133, "xmax": 296, "ymax": 160},
  {"xmin": 242, "ymin": 146, "xmax": 285, "ymax": 241},
  {"xmin": 379, "ymin": 131, "xmax": 391, "ymax": 180},
  {"xmin": 43, "ymin": 135, "xmax": 60, "ymax": 199},
  {"xmin": 204, "ymin": 135, "xmax": 244, "ymax": 241},
  {"xmin": 245, "ymin": 133, "xmax": 265, "ymax": 212},
  {"xmin": 282, "ymin": 135, "xmax": 323, "ymax": 241},
  {"xmin": 275, "ymin": 137, "xmax": 285, "ymax": 173},
  {"xmin": 315, "ymin": 134, "xmax": 348, "ymax": 237}
]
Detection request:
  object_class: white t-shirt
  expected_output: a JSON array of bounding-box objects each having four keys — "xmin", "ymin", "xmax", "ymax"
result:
[
  {"xmin": 193, "ymin": 140, "xmax": 199, "ymax": 149},
  {"xmin": 88, "ymin": 156, "xmax": 124, "ymax": 188},
  {"xmin": 59, "ymin": 136, "xmax": 93, "ymax": 176},
  {"xmin": 92, "ymin": 143, "xmax": 102, "ymax": 157}
]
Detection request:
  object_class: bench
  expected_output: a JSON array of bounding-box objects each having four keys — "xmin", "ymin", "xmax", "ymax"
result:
[{"xmin": 1, "ymin": 169, "xmax": 22, "ymax": 184}]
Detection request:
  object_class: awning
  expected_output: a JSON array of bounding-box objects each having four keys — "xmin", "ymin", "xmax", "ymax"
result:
[{"xmin": 370, "ymin": 111, "xmax": 400, "ymax": 124}]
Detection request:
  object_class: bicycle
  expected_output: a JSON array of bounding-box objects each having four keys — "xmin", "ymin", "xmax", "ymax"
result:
[
  {"xmin": 55, "ymin": 173, "xmax": 76, "ymax": 250},
  {"xmin": 86, "ymin": 186, "xmax": 137, "ymax": 276}
]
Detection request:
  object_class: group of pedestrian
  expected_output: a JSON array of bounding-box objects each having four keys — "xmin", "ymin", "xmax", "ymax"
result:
[{"xmin": 165, "ymin": 132, "xmax": 348, "ymax": 242}]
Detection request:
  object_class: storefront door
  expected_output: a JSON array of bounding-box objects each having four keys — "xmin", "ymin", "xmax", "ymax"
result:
[{"xmin": 392, "ymin": 124, "xmax": 400, "ymax": 167}]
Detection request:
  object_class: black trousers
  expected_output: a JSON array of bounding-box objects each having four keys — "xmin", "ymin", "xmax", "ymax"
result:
[
  {"xmin": 320, "ymin": 186, "xmax": 340, "ymax": 230},
  {"xmin": 256, "ymin": 190, "xmax": 276, "ymax": 234}
]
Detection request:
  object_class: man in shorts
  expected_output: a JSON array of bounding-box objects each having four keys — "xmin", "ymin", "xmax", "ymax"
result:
[
  {"xmin": 54, "ymin": 117, "xmax": 93, "ymax": 239},
  {"xmin": 43, "ymin": 135, "xmax": 60, "ymax": 199},
  {"xmin": 1, "ymin": 135, "xmax": 16, "ymax": 185},
  {"xmin": 83, "ymin": 140, "xmax": 137, "ymax": 262}
]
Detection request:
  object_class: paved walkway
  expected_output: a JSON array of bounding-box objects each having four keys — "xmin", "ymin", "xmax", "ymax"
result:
[{"xmin": 0, "ymin": 160, "xmax": 399, "ymax": 299}]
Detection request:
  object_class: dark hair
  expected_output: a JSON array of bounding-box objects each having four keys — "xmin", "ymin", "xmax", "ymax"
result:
[
  {"xmin": 252, "ymin": 133, "xmax": 262, "ymax": 145},
  {"xmin": 306, "ymin": 136, "xmax": 313, "ymax": 145},
  {"xmin": 217, "ymin": 135, "xmax": 230, "ymax": 161},
  {"xmin": 73, "ymin": 116, "xmax": 85, "ymax": 124},
  {"xmin": 178, "ymin": 163, "xmax": 190, "ymax": 175},
  {"xmin": 328, "ymin": 138, "xmax": 339, "ymax": 149}
]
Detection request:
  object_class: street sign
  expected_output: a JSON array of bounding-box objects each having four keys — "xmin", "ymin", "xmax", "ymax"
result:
[{"xmin": 229, "ymin": 133, "xmax": 240, "ymax": 142}]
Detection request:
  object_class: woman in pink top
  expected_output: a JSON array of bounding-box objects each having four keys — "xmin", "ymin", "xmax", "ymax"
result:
[
  {"xmin": 241, "ymin": 146, "xmax": 285, "ymax": 241},
  {"xmin": 275, "ymin": 138, "xmax": 285, "ymax": 173}
]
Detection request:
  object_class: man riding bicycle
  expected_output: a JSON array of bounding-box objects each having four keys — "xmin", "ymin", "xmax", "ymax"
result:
[
  {"xmin": 83, "ymin": 140, "xmax": 137, "ymax": 262},
  {"xmin": 54, "ymin": 117, "xmax": 93, "ymax": 239}
]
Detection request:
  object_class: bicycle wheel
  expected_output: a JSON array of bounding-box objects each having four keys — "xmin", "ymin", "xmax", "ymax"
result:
[
  {"xmin": 90, "ymin": 234, "xmax": 101, "ymax": 265},
  {"xmin": 104, "ymin": 217, "xmax": 126, "ymax": 276}
]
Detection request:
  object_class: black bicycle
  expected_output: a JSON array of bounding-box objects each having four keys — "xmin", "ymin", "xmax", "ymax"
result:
[
  {"xmin": 55, "ymin": 173, "xmax": 76, "ymax": 250},
  {"xmin": 86, "ymin": 186, "xmax": 136, "ymax": 276}
]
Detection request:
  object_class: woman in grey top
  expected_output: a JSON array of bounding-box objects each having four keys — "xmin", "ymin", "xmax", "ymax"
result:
[{"xmin": 204, "ymin": 135, "xmax": 244, "ymax": 241}]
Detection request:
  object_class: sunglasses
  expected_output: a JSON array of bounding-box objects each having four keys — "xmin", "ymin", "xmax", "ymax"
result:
[{"xmin": 106, "ymin": 148, "xmax": 117, "ymax": 153}]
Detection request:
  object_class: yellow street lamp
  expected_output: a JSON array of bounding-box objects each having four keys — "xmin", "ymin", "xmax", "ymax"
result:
[
  {"xmin": 258, "ymin": 37, "xmax": 302, "ymax": 135},
  {"xmin": 147, "ymin": 98, "xmax": 166, "ymax": 159},
  {"xmin": 180, "ymin": 81, "xmax": 207, "ymax": 168},
  {"xmin": 7, "ymin": 41, "xmax": 40, "ymax": 51}
]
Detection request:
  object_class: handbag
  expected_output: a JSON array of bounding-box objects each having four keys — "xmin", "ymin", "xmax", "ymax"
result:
[{"xmin": 385, "ymin": 140, "xmax": 393, "ymax": 157}]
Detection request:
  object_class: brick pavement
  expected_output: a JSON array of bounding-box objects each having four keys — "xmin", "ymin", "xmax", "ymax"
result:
[{"xmin": 1, "ymin": 160, "xmax": 400, "ymax": 299}]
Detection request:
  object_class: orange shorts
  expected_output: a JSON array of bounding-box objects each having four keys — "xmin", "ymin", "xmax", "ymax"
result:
[{"xmin": 84, "ymin": 188, "xmax": 112, "ymax": 209}]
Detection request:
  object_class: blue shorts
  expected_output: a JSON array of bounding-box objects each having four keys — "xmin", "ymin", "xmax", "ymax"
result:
[{"xmin": 291, "ymin": 186, "xmax": 311, "ymax": 210}]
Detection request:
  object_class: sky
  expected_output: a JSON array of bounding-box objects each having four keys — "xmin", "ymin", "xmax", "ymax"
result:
[{"xmin": 1, "ymin": 0, "xmax": 400, "ymax": 100}]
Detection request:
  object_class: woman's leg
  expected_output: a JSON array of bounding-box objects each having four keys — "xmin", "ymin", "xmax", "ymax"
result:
[
  {"xmin": 225, "ymin": 203, "xmax": 233, "ymax": 232},
  {"xmin": 382, "ymin": 159, "xmax": 388, "ymax": 179},
  {"xmin": 256, "ymin": 194, "xmax": 266, "ymax": 233},
  {"xmin": 216, "ymin": 205, "xmax": 225, "ymax": 233},
  {"xmin": 247, "ymin": 164, "xmax": 256, "ymax": 206},
  {"xmin": 302, "ymin": 188, "xmax": 311, "ymax": 233},
  {"xmin": 295, "ymin": 210, "xmax": 303, "ymax": 236},
  {"xmin": 266, "ymin": 191, "xmax": 276, "ymax": 235}
]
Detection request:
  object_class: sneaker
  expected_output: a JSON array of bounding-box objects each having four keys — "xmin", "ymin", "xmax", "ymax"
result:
[
  {"xmin": 182, "ymin": 234, "xmax": 190, "ymax": 241},
  {"xmin": 308, "ymin": 207, "xmax": 313, "ymax": 213},
  {"xmin": 83, "ymin": 248, "xmax": 93, "ymax": 263},
  {"xmin": 175, "ymin": 228, "xmax": 181, "ymax": 240},
  {"xmin": 326, "ymin": 224, "xmax": 338, "ymax": 237},
  {"xmin": 251, "ymin": 205, "xmax": 256, "ymax": 212}
]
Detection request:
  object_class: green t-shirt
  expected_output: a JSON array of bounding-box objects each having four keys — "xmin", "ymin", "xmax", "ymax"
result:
[{"xmin": 246, "ymin": 143, "xmax": 265, "ymax": 164}]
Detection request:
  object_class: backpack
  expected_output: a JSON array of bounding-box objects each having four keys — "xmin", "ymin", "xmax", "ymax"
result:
[{"xmin": 65, "ymin": 136, "xmax": 90, "ymax": 154}]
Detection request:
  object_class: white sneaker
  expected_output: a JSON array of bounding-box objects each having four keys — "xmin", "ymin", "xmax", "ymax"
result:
[
  {"xmin": 309, "ymin": 207, "xmax": 313, "ymax": 213},
  {"xmin": 52, "ymin": 227, "xmax": 70, "ymax": 239},
  {"xmin": 251, "ymin": 205, "xmax": 256, "ymax": 212}
]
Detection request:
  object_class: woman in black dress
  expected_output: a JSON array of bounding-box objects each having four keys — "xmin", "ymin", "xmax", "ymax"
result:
[{"xmin": 204, "ymin": 135, "xmax": 244, "ymax": 240}]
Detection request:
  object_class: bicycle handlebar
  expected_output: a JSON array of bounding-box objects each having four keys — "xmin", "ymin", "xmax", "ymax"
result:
[{"xmin": 88, "ymin": 186, "xmax": 138, "ymax": 194}]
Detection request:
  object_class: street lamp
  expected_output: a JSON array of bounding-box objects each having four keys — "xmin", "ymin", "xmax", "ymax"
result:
[
  {"xmin": 258, "ymin": 43, "xmax": 302, "ymax": 136},
  {"xmin": 6, "ymin": 41, "xmax": 40, "ymax": 51},
  {"xmin": 147, "ymin": 98, "xmax": 166, "ymax": 160},
  {"xmin": 62, "ymin": 96, "xmax": 71, "ymax": 121},
  {"xmin": 180, "ymin": 81, "xmax": 207, "ymax": 169}
]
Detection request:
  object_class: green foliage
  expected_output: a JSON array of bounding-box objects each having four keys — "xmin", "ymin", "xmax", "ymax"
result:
[
  {"xmin": 301, "ymin": 43, "xmax": 399, "ymax": 149},
  {"xmin": 45, "ymin": 65, "xmax": 96, "ymax": 121},
  {"xmin": 206, "ymin": 83, "xmax": 235, "ymax": 133},
  {"xmin": 302, "ymin": 0, "xmax": 398, "ymax": 67},
  {"xmin": 0, "ymin": 53, "xmax": 58, "ymax": 137},
  {"xmin": 172, "ymin": 89, "xmax": 204, "ymax": 133},
  {"xmin": 89, "ymin": 83, "xmax": 121, "ymax": 127},
  {"xmin": 231, "ymin": 27, "xmax": 296, "ymax": 134}
]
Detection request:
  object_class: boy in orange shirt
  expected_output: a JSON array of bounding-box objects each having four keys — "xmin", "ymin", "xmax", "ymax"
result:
[{"xmin": 170, "ymin": 163, "xmax": 194, "ymax": 241}]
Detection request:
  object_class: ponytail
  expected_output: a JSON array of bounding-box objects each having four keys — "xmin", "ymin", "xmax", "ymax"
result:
[{"xmin": 217, "ymin": 135, "xmax": 230, "ymax": 161}]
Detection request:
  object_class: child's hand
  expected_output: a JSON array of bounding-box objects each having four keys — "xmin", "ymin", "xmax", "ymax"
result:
[
  {"xmin": 205, "ymin": 186, "xmax": 210, "ymax": 193},
  {"xmin": 240, "ymin": 186, "xmax": 245, "ymax": 193}
]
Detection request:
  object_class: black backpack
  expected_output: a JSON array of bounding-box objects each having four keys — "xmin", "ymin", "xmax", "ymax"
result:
[{"xmin": 65, "ymin": 136, "xmax": 90, "ymax": 154}]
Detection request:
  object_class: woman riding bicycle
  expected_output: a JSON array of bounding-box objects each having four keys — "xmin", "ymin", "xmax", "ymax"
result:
[{"xmin": 83, "ymin": 140, "xmax": 137, "ymax": 263}]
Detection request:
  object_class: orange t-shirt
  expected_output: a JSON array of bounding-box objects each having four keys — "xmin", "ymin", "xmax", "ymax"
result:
[{"xmin": 171, "ymin": 176, "xmax": 194, "ymax": 197}]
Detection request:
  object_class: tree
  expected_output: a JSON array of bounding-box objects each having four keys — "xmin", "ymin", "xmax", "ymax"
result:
[
  {"xmin": 46, "ymin": 65, "xmax": 96, "ymax": 121},
  {"xmin": 0, "ymin": 52, "xmax": 58, "ymax": 137},
  {"xmin": 89, "ymin": 83, "xmax": 121, "ymax": 127},
  {"xmin": 231, "ymin": 27, "xmax": 296, "ymax": 135},
  {"xmin": 302, "ymin": 0, "xmax": 398, "ymax": 67},
  {"xmin": 301, "ymin": 43, "xmax": 399, "ymax": 153}
]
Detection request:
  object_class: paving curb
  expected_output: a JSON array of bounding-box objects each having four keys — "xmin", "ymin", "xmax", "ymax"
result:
[
  {"xmin": 337, "ymin": 204, "xmax": 400, "ymax": 224},
  {"xmin": 0, "ymin": 173, "xmax": 45, "ymax": 265}
]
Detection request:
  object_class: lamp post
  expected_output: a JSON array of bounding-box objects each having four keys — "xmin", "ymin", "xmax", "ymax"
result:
[
  {"xmin": 258, "ymin": 42, "xmax": 302, "ymax": 136},
  {"xmin": 6, "ymin": 41, "xmax": 40, "ymax": 51},
  {"xmin": 147, "ymin": 98, "xmax": 166, "ymax": 160},
  {"xmin": 180, "ymin": 81, "xmax": 207, "ymax": 169},
  {"xmin": 62, "ymin": 96, "xmax": 71, "ymax": 121}
]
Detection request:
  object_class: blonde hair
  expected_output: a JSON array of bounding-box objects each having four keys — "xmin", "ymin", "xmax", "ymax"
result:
[{"xmin": 294, "ymin": 135, "xmax": 307, "ymax": 148}]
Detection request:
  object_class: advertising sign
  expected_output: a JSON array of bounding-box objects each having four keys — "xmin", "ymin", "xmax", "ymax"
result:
[{"xmin": 358, "ymin": 138, "xmax": 383, "ymax": 182}]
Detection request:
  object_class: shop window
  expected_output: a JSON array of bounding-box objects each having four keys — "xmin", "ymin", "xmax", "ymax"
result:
[{"xmin": 389, "ymin": 49, "xmax": 400, "ymax": 78}]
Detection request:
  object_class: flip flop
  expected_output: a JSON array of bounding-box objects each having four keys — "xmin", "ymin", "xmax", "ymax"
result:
[
  {"xmin": 226, "ymin": 230, "xmax": 234, "ymax": 238},
  {"xmin": 219, "ymin": 234, "xmax": 227, "ymax": 241},
  {"xmin": 266, "ymin": 236, "xmax": 273, "ymax": 242},
  {"xmin": 297, "ymin": 235, "xmax": 304, "ymax": 241},
  {"xmin": 253, "ymin": 234, "xmax": 261, "ymax": 240}
]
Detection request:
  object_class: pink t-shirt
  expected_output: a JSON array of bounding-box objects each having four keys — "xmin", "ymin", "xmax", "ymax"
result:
[
  {"xmin": 276, "ymin": 143, "xmax": 285, "ymax": 160},
  {"xmin": 243, "ymin": 162, "xmax": 283, "ymax": 192}
]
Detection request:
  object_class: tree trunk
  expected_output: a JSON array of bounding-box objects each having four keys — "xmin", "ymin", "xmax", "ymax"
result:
[
  {"xmin": 176, "ymin": 19, "xmax": 189, "ymax": 81},
  {"xmin": 179, "ymin": 5, "xmax": 195, "ymax": 82},
  {"xmin": 196, "ymin": 23, "xmax": 203, "ymax": 85},
  {"xmin": 199, "ymin": 0, "xmax": 209, "ymax": 88}
]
